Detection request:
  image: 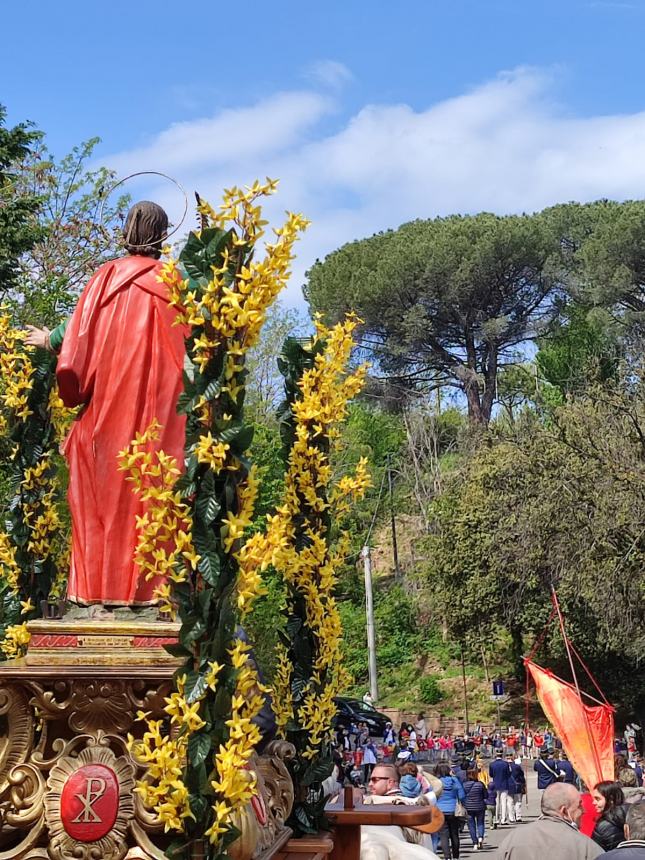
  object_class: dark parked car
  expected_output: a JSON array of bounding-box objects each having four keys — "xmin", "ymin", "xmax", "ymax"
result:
[{"xmin": 332, "ymin": 697, "xmax": 390, "ymax": 737}]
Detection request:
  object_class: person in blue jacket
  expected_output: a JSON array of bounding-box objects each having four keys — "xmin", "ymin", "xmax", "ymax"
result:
[
  {"xmin": 463, "ymin": 767, "xmax": 487, "ymax": 851},
  {"xmin": 508, "ymin": 754, "xmax": 526, "ymax": 822},
  {"xmin": 534, "ymin": 747, "xmax": 563, "ymax": 790},
  {"xmin": 557, "ymin": 752, "xmax": 577, "ymax": 785},
  {"xmin": 451, "ymin": 756, "xmax": 468, "ymax": 784},
  {"xmin": 435, "ymin": 762, "xmax": 466, "ymax": 859},
  {"xmin": 489, "ymin": 751, "xmax": 512, "ymax": 824},
  {"xmin": 485, "ymin": 780, "xmax": 498, "ymax": 830}
]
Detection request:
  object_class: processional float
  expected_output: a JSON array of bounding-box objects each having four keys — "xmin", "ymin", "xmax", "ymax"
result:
[{"xmin": 0, "ymin": 176, "xmax": 433, "ymax": 860}]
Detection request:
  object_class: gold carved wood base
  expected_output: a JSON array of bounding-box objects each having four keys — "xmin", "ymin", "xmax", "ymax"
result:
[{"xmin": 0, "ymin": 634, "xmax": 295, "ymax": 859}]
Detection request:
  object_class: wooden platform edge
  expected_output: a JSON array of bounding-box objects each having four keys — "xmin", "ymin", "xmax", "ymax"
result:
[{"xmin": 273, "ymin": 831, "xmax": 334, "ymax": 860}]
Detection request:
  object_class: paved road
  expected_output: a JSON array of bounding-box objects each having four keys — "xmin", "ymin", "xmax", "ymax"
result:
[{"xmin": 422, "ymin": 761, "xmax": 542, "ymax": 857}]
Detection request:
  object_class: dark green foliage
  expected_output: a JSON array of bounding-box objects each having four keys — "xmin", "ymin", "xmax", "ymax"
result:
[
  {"xmin": 0, "ymin": 106, "xmax": 41, "ymax": 298},
  {"xmin": 1, "ymin": 349, "xmax": 68, "ymax": 628},
  {"xmin": 276, "ymin": 336, "xmax": 325, "ymax": 459},
  {"xmin": 419, "ymin": 676, "xmax": 443, "ymax": 705},
  {"xmin": 422, "ymin": 376, "xmax": 645, "ymax": 708},
  {"xmin": 305, "ymin": 213, "xmax": 562, "ymax": 424},
  {"xmin": 546, "ymin": 199, "xmax": 645, "ymax": 319},
  {"xmin": 536, "ymin": 303, "xmax": 619, "ymax": 396},
  {"xmin": 11, "ymin": 137, "xmax": 128, "ymax": 327},
  {"xmin": 243, "ymin": 571, "xmax": 285, "ymax": 680}
]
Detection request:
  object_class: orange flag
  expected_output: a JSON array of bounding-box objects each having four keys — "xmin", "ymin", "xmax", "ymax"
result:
[{"xmin": 525, "ymin": 659, "xmax": 614, "ymax": 790}]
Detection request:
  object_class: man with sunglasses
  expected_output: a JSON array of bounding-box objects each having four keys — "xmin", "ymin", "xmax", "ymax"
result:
[
  {"xmin": 360, "ymin": 766, "xmax": 441, "ymax": 859},
  {"xmin": 367, "ymin": 765, "xmax": 402, "ymax": 797}
]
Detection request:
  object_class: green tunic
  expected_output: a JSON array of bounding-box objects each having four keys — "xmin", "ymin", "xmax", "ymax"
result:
[{"xmin": 49, "ymin": 319, "xmax": 68, "ymax": 353}]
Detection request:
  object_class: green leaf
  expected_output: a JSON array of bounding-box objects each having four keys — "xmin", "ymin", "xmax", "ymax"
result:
[
  {"xmin": 192, "ymin": 523, "xmax": 222, "ymax": 585},
  {"xmin": 294, "ymin": 804, "xmax": 317, "ymax": 834},
  {"xmin": 174, "ymin": 473, "xmax": 197, "ymax": 496},
  {"xmin": 180, "ymin": 228, "xmax": 234, "ymax": 281},
  {"xmin": 203, "ymin": 377, "xmax": 223, "ymax": 401},
  {"xmin": 197, "ymin": 549, "xmax": 221, "ymax": 586},
  {"xmin": 230, "ymin": 424, "xmax": 254, "ymax": 454},
  {"xmin": 188, "ymin": 791, "xmax": 209, "ymax": 822},
  {"xmin": 196, "ymin": 586, "xmax": 214, "ymax": 620},
  {"xmin": 286, "ymin": 615, "xmax": 303, "ymax": 637},
  {"xmin": 188, "ymin": 731, "xmax": 212, "ymax": 766},
  {"xmin": 180, "ymin": 616, "xmax": 207, "ymax": 647},
  {"xmin": 185, "ymin": 454, "xmax": 198, "ymax": 480},
  {"xmin": 196, "ymin": 490, "xmax": 220, "ymax": 527},
  {"xmin": 213, "ymin": 686, "xmax": 232, "ymax": 718},
  {"xmin": 218, "ymin": 423, "xmax": 244, "ymax": 443},
  {"xmin": 300, "ymin": 758, "xmax": 333, "ymax": 786},
  {"xmin": 164, "ymin": 642, "xmax": 191, "ymax": 658},
  {"xmin": 184, "ymin": 669, "xmax": 208, "ymax": 704}
]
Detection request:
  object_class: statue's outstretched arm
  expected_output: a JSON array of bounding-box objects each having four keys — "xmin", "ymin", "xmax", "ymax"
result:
[
  {"xmin": 24, "ymin": 319, "xmax": 68, "ymax": 354},
  {"xmin": 24, "ymin": 325, "xmax": 52, "ymax": 351}
]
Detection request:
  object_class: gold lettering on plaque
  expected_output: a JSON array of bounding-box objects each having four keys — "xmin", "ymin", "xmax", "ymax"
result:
[
  {"xmin": 77, "ymin": 636, "xmax": 134, "ymax": 648},
  {"xmin": 72, "ymin": 778, "xmax": 106, "ymax": 823}
]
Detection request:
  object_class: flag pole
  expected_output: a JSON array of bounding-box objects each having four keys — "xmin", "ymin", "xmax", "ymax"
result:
[{"xmin": 551, "ymin": 586, "xmax": 603, "ymax": 780}]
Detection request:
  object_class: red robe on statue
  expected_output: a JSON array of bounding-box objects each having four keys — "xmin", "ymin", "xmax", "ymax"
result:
[{"xmin": 56, "ymin": 255, "xmax": 186, "ymax": 605}]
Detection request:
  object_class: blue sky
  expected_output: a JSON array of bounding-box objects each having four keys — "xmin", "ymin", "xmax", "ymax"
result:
[{"xmin": 4, "ymin": 0, "xmax": 645, "ymax": 303}]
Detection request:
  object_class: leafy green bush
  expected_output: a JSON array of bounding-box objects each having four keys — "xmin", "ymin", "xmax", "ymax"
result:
[
  {"xmin": 419, "ymin": 676, "xmax": 443, "ymax": 704},
  {"xmin": 377, "ymin": 641, "xmax": 410, "ymax": 668}
]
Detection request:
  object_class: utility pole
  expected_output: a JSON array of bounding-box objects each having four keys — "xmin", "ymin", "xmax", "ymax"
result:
[
  {"xmin": 387, "ymin": 456, "xmax": 400, "ymax": 579},
  {"xmin": 362, "ymin": 545, "xmax": 379, "ymax": 704},
  {"xmin": 461, "ymin": 645, "xmax": 470, "ymax": 734}
]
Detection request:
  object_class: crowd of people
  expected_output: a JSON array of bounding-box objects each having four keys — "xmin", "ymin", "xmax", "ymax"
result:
[
  {"xmin": 329, "ymin": 716, "xmax": 645, "ymax": 858},
  {"xmin": 332, "ymin": 734, "xmax": 528, "ymax": 855},
  {"xmin": 336, "ymin": 713, "xmax": 573, "ymax": 775}
]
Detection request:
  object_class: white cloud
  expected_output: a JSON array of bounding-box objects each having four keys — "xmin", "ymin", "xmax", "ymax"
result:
[
  {"xmin": 102, "ymin": 67, "xmax": 645, "ymax": 307},
  {"xmin": 305, "ymin": 59, "xmax": 354, "ymax": 90},
  {"xmin": 105, "ymin": 90, "xmax": 334, "ymax": 176}
]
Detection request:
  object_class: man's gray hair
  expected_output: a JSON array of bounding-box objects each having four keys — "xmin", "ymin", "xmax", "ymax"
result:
[
  {"xmin": 626, "ymin": 802, "xmax": 645, "ymax": 840},
  {"xmin": 541, "ymin": 782, "xmax": 578, "ymax": 815}
]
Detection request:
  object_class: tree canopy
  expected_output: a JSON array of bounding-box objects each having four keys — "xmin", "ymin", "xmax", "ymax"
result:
[
  {"xmin": 422, "ymin": 377, "xmax": 645, "ymax": 714},
  {"xmin": 0, "ymin": 105, "xmax": 41, "ymax": 297},
  {"xmin": 306, "ymin": 212, "xmax": 562, "ymax": 423}
]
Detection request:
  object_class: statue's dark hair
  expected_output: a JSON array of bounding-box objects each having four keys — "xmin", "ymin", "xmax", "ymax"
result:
[{"xmin": 123, "ymin": 201, "xmax": 168, "ymax": 259}]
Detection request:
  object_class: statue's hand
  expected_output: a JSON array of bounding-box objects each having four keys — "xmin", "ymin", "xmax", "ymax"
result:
[{"xmin": 24, "ymin": 325, "xmax": 51, "ymax": 350}]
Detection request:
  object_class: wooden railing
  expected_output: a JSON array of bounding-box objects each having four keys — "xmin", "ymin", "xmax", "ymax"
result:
[{"xmin": 274, "ymin": 802, "xmax": 437, "ymax": 860}]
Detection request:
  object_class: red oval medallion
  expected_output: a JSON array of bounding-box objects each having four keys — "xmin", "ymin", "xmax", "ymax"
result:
[{"xmin": 60, "ymin": 764, "xmax": 119, "ymax": 842}]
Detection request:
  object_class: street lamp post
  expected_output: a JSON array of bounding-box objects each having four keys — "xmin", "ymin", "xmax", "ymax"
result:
[{"xmin": 362, "ymin": 545, "xmax": 378, "ymax": 703}]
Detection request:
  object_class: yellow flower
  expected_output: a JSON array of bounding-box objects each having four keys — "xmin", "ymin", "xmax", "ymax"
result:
[
  {"xmin": 19, "ymin": 598, "xmax": 34, "ymax": 616},
  {"xmin": 205, "ymin": 661, "xmax": 224, "ymax": 689},
  {"xmin": 194, "ymin": 434, "xmax": 230, "ymax": 472},
  {"xmin": 0, "ymin": 623, "xmax": 31, "ymax": 659}
]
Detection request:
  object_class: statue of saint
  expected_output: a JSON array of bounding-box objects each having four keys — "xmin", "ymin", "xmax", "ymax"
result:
[{"xmin": 28, "ymin": 202, "xmax": 186, "ymax": 607}]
